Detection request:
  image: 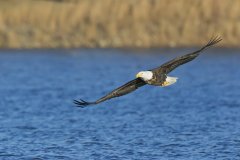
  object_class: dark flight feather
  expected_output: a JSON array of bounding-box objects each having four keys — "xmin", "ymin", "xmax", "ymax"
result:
[
  {"xmin": 74, "ymin": 78, "xmax": 146, "ymax": 107},
  {"xmin": 151, "ymin": 36, "xmax": 222, "ymax": 74}
]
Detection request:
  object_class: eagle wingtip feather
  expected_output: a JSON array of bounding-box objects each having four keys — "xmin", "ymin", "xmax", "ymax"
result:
[
  {"xmin": 73, "ymin": 99, "xmax": 94, "ymax": 108},
  {"xmin": 207, "ymin": 35, "xmax": 222, "ymax": 47}
]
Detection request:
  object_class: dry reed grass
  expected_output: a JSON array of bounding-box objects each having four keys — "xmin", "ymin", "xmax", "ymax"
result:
[{"xmin": 0, "ymin": 0, "xmax": 239, "ymax": 48}]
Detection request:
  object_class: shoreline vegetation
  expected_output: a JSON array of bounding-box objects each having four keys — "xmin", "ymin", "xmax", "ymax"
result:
[{"xmin": 0, "ymin": 0, "xmax": 239, "ymax": 49}]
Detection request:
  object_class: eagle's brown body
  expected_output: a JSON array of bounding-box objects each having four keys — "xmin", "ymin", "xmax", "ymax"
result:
[{"xmin": 145, "ymin": 71, "xmax": 166, "ymax": 86}]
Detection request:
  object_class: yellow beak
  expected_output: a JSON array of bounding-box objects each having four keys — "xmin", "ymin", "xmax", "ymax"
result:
[{"xmin": 136, "ymin": 73, "xmax": 141, "ymax": 78}]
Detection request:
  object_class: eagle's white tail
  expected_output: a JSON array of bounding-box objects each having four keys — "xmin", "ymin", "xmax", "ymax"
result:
[{"xmin": 162, "ymin": 76, "xmax": 178, "ymax": 86}]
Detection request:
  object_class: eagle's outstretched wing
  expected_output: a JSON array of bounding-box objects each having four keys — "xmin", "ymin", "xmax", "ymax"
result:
[
  {"xmin": 74, "ymin": 78, "xmax": 146, "ymax": 107},
  {"xmin": 151, "ymin": 36, "xmax": 222, "ymax": 74}
]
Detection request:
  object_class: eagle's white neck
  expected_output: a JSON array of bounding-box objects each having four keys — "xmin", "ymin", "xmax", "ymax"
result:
[{"xmin": 136, "ymin": 71, "xmax": 153, "ymax": 81}]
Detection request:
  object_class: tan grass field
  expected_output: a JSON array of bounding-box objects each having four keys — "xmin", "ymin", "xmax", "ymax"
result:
[{"xmin": 0, "ymin": 0, "xmax": 239, "ymax": 48}]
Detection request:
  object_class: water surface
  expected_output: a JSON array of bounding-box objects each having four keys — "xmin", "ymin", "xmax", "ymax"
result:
[{"xmin": 0, "ymin": 48, "xmax": 240, "ymax": 160}]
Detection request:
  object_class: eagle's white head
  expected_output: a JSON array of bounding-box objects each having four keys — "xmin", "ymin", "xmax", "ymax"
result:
[{"xmin": 136, "ymin": 71, "xmax": 153, "ymax": 81}]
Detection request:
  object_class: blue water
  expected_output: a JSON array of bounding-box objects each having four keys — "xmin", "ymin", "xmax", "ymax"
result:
[{"xmin": 0, "ymin": 48, "xmax": 240, "ymax": 160}]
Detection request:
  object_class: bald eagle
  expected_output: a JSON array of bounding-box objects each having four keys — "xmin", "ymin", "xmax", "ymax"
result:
[{"xmin": 74, "ymin": 36, "xmax": 222, "ymax": 107}]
